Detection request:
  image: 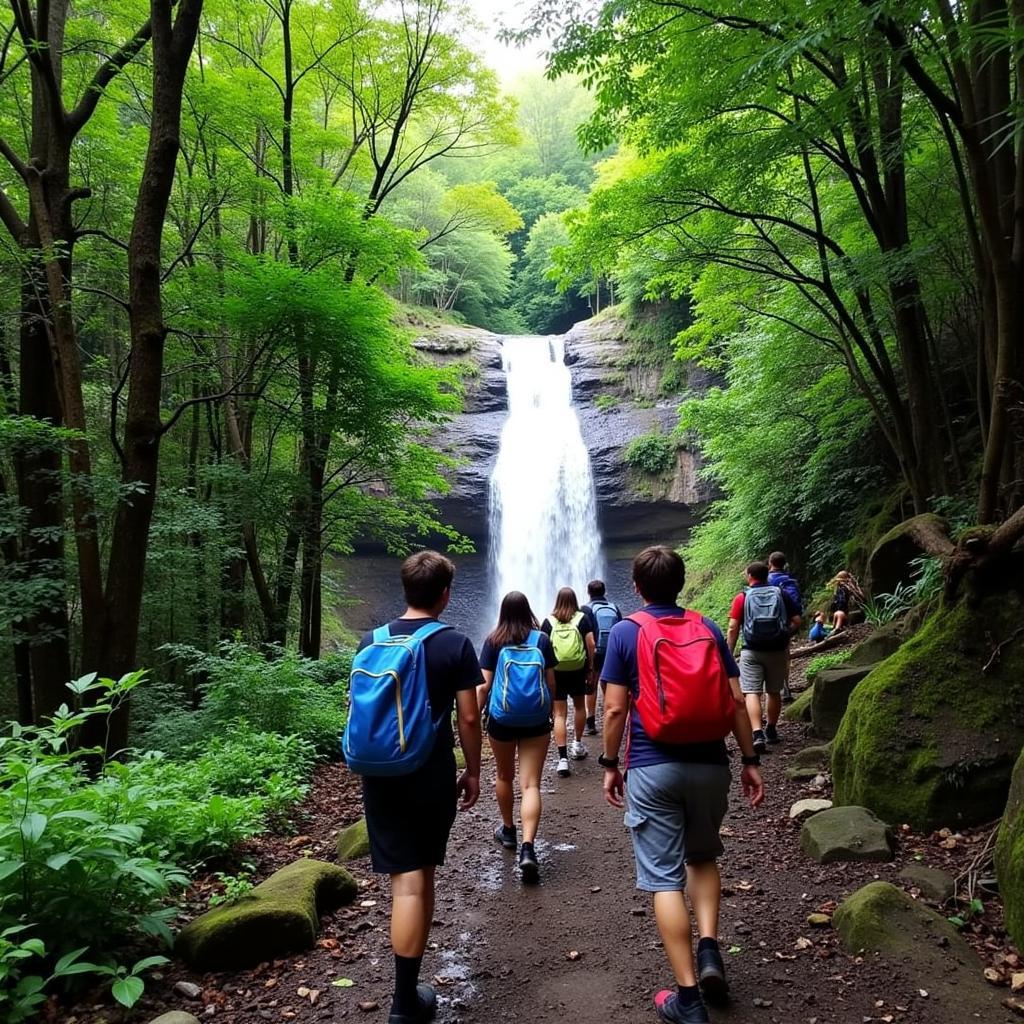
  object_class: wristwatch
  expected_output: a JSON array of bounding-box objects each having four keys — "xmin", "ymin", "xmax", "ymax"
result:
[
  {"xmin": 741, "ymin": 753, "xmax": 761, "ymax": 767},
  {"xmin": 597, "ymin": 753, "xmax": 620, "ymax": 770}
]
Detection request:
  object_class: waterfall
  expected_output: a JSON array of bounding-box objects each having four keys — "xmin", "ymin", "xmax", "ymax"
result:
[{"xmin": 488, "ymin": 335, "xmax": 604, "ymax": 621}]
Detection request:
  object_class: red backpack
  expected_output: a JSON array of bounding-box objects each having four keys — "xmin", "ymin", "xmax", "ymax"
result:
[{"xmin": 629, "ymin": 610, "xmax": 736, "ymax": 744}]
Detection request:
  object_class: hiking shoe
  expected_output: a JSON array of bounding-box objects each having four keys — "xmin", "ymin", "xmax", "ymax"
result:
[
  {"xmin": 697, "ymin": 943, "xmax": 729, "ymax": 1004},
  {"xmin": 585, "ymin": 720, "xmax": 598, "ymax": 736},
  {"xmin": 494, "ymin": 824, "xmax": 517, "ymax": 850},
  {"xmin": 764, "ymin": 723, "xmax": 780, "ymax": 745},
  {"xmin": 557, "ymin": 756, "xmax": 571, "ymax": 777},
  {"xmin": 752, "ymin": 729, "xmax": 767, "ymax": 755},
  {"xmin": 518, "ymin": 842, "xmax": 539, "ymax": 883},
  {"xmin": 570, "ymin": 740, "xmax": 588, "ymax": 760},
  {"xmin": 388, "ymin": 983, "xmax": 437, "ymax": 1024},
  {"xmin": 781, "ymin": 683, "xmax": 794, "ymax": 704},
  {"xmin": 654, "ymin": 989, "xmax": 710, "ymax": 1024}
]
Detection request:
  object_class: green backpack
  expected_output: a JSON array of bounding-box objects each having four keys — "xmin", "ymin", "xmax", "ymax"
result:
[{"xmin": 547, "ymin": 612, "xmax": 586, "ymax": 671}]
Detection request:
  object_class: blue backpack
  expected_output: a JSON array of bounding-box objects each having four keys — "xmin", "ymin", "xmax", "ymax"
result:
[
  {"xmin": 589, "ymin": 599, "xmax": 621, "ymax": 655},
  {"xmin": 342, "ymin": 621, "xmax": 450, "ymax": 776},
  {"xmin": 489, "ymin": 630, "xmax": 550, "ymax": 727},
  {"xmin": 742, "ymin": 585, "xmax": 789, "ymax": 649}
]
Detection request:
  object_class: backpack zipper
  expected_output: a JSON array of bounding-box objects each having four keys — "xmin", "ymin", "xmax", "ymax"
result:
[{"xmin": 352, "ymin": 667, "xmax": 406, "ymax": 752}]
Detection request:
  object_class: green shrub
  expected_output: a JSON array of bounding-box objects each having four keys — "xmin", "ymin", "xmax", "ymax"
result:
[
  {"xmin": 806, "ymin": 650, "xmax": 852, "ymax": 681},
  {"xmin": 625, "ymin": 432, "xmax": 677, "ymax": 476},
  {"xmin": 595, "ymin": 394, "xmax": 620, "ymax": 411}
]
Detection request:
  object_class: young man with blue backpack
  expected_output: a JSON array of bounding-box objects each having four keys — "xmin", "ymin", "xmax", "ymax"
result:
[
  {"xmin": 477, "ymin": 591, "xmax": 558, "ymax": 881},
  {"xmin": 767, "ymin": 551, "xmax": 803, "ymax": 703},
  {"xmin": 598, "ymin": 546, "xmax": 765, "ymax": 1024},
  {"xmin": 727, "ymin": 561, "xmax": 802, "ymax": 755},
  {"xmin": 582, "ymin": 579, "xmax": 622, "ymax": 736},
  {"xmin": 342, "ymin": 551, "xmax": 482, "ymax": 1024}
]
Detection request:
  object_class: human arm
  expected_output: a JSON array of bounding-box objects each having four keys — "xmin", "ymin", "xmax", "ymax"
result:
[
  {"xmin": 477, "ymin": 669, "xmax": 493, "ymax": 714},
  {"xmin": 726, "ymin": 592, "xmax": 744, "ymax": 654},
  {"xmin": 545, "ymin": 668, "xmax": 556, "ymax": 699},
  {"xmin": 584, "ymin": 630, "xmax": 597, "ymax": 687},
  {"xmin": 600, "ymin": 681, "xmax": 629, "ymax": 808},
  {"xmin": 455, "ymin": 687, "xmax": 481, "ymax": 810},
  {"xmin": 729, "ymin": 675, "xmax": 764, "ymax": 808}
]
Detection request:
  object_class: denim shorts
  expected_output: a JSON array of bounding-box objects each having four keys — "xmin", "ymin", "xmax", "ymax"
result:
[
  {"xmin": 624, "ymin": 761, "xmax": 731, "ymax": 892},
  {"xmin": 739, "ymin": 647, "xmax": 788, "ymax": 695}
]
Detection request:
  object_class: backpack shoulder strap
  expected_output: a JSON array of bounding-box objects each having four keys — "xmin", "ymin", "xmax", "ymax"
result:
[
  {"xmin": 571, "ymin": 611, "xmax": 583, "ymax": 626},
  {"xmin": 526, "ymin": 629, "xmax": 542, "ymax": 647},
  {"xmin": 372, "ymin": 625, "xmax": 392, "ymax": 643},
  {"xmin": 411, "ymin": 620, "xmax": 452, "ymax": 642},
  {"xmin": 627, "ymin": 610, "xmax": 657, "ymax": 628}
]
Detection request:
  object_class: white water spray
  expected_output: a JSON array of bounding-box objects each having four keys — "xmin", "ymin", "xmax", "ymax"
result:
[{"xmin": 488, "ymin": 336, "xmax": 604, "ymax": 619}]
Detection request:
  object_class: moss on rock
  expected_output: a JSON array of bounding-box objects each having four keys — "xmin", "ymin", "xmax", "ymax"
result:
[
  {"xmin": 811, "ymin": 664, "xmax": 876, "ymax": 739},
  {"xmin": 832, "ymin": 588, "xmax": 1024, "ymax": 831},
  {"xmin": 867, "ymin": 513, "xmax": 949, "ymax": 596},
  {"xmin": 175, "ymin": 859, "xmax": 357, "ymax": 970},
  {"xmin": 995, "ymin": 745, "xmax": 1024, "ymax": 950},
  {"xmin": 790, "ymin": 743, "xmax": 832, "ymax": 768},
  {"xmin": 336, "ymin": 817, "xmax": 370, "ymax": 862},
  {"xmin": 783, "ymin": 683, "xmax": 814, "ymax": 723},
  {"xmin": 847, "ymin": 621, "xmax": 905, "ymax": 667}
]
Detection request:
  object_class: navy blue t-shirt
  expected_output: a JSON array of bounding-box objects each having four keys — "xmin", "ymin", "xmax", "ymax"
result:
[
  {"xmin": 600, "ymin": 605, "xmax": 740, "ymax": 769},
  {"xmin": 768, "ymin": 571, "xmax": 803, "ymax": 618},
  {"xmin": 357, "ymin": 617, "xmax": 482, "ymax": 756}
]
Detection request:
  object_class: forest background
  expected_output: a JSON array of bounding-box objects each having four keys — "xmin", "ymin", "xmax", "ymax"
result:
[{"xmin": 0, "ymin": 0, "xmax": 1022, "ymax": 1019}]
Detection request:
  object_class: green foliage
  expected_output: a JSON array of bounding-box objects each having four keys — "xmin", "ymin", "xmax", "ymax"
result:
[
  {"xmin": 624, "ymin": 433, "xmax": 677, "ymax": 476},
  {"xmin": 208, "ymin": 871, "xmax": 256, "ymax": 908},
  {"xmin": 862, "ymin": 558, "xmax": 944, "ymax": 627},
  {"xmin": 806, "ymin": 650, "xmax": 852, "ymax": 681},
  {"xmin": 595, "ymin": 394, "xmax": 620, "ymax": 411}
]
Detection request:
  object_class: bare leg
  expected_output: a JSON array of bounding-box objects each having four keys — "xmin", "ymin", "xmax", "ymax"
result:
[
  {"xmin": 573, "ymin": 695, "xmax": 587, "ymax": 743},
  {"xmin": 390, "ymin": 867, "xmax": 435, "ymax": 957},
  {"xmin": 517, "ymin": 734, "xmax": 550, "ymax": 843},
  {"xmin": 585, "ymin": 688, "xmax": 597, "ymax": 721},
  {"xmin": 744, "ymin": 692, "xmax": 763, "ymax": 733},
  {"xmin": 553, "ymin": 699, "xmax": 568, "ymax": 749},
  {"xmin": 653, "ymin": 890, "xmax": 698, "ymax": 986},
  {"xmin": 490, "ymin": 737, "xmax": 516, "ymax": 829},
  {"xmin": 765, "ymin": 692, "xmax": 782, "ymax": 727},
  {"xmin": 686, "ymin": 861, "xmax": 721, "ymax": 940}
]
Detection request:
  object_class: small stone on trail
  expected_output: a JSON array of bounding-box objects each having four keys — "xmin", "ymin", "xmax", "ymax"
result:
[
  {"xmin": 790, "ymin": 799, "xmax": 832, "ymax": 821},
  {"xmin": 751, "ymin": 997, "xmax": 773, "ymax": 1007},
  {"xmin": 1004, "ymin": 996, "xmax": 1024, "ymax": 1017},
  {"xmin": 806, "ymin": 913, "xmax": 831, "ymax": 928},
  {"xmin": 358, "ymin": 1001, "xmax": 379, "ymax": 1012},
  {"xmin": 984, "ymin": 968, "xmax": 1003, "ymax": 985},
  {"xmin": 174, "ymin": 981, "xmax": 203, "ymax": 1000},
  {"xmin": 1012, "ymin": 972, "xmax": 1024, "ymax": 992},
  {"xmin": 148, "ymin": 1013, "xmax": 202, "ymax": 1024},
  {"xmin": 590, "ymin": 886, "xmax": 601, "ymax": 893},
  {"xmin": 566, "ymin": 950, "xmax": 581, "ymax": 961},
  {"xmin": 897, "ymin": 863, "xmax": 955, "ymax": 902}
]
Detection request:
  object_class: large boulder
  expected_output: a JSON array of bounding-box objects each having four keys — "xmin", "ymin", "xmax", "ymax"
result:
[
  {"xmin": 336, "ymin": 817, "xmax": 370, "ymax": 862},
  {"xmin": 176, "ymin": 859, "xmax": 358, "ymax": 970},
  {"xmin": 782, "ymin": 683, "xmax": 814, "ymax": 723},
  {"xmin": 832, "ymin": 882, "xmax": 997, "ymax": 1015},
  {"xmin": 847, "ymin": 620, "xmax": 905, "ymax": 667},
  {"xmin": 790, "ymin": 742, "xmax": 832, "ymax": 768},
  {"xmin": 810, "ymin": 664, "xmax": 875, "ymax": 739},
  {"xmin": 800, "ymin": 806, "xmax": 894, "ymax": 863},
  {"xmin": 832, "ymin": 586, "xmax": 1024, "ymax": 831},
  {"xmin": 996, "ymin": 745, "xmax": 1024, "ymax": 950},
  {"xmin": 867, "ymin": 513, "xmax": 949, "ymax": 596}
]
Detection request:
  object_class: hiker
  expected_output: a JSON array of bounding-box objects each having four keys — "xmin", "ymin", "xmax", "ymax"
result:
[
  {"xmin": 767, "ymin": 551, "xmax": 803, "ymax": 704},
  {"xmin": 598, "ymin": 546, "xmax": 765, "ymax": 1024},
  {"xmin": 541, "ymin": 586, "xmax": 596, "ymax": 777},
  {"xmin": 581, "ymin": 578, "xmax": 622, "ymax": 735},
  {"xmin": 342, "ymin": 551, "xmax": 482, "ymax": 1024},
  {"xmin": 808, "ymin": 611, "xmax": 829, "ymax": 643},
  {"xmin": 727, "ymin": 561, "xmax": 802, "ymax": 755},
  {"xmin": 827, "ymin": 570, "xmax": 864, "ymax": 632},
  {"xmin": 477, "ymin": 591, "xmax": 558, "ymax": 882}
]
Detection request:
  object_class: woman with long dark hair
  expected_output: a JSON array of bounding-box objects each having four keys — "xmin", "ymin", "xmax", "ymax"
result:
[
  {"xmin": 541, "ymin": 586, "xmax": 596, "ymax": 778},
  {"xmin": 477, "ymin": 591, "xmax": 557, "ymax": 881}
]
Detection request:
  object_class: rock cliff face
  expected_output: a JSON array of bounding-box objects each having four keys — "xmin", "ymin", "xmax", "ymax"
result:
[{"xmin": 420, "ymin": 313, "xmax": 714, "ymax": 547}]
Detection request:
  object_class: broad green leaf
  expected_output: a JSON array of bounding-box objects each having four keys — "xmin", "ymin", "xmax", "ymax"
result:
[{"xmin": 112, "ymin": 975, "xmax": 145, "ymax": 1007}]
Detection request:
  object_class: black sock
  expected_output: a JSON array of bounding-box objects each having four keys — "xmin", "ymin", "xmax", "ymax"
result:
[
  {"xmin": 521, "ymin": 840, "xmax": 535, "ymax": 852},
  {"xmin": 558, "ymin": 745, "xmax": 568, "ymax": 759},
  {"xmin": 393, "ymin": 954, "xmax": 422, "ymax": 1014},
  {"xmin": 697, "ymin": 936, "xmax": 719, "ymax": 954},
  {"xmin": 677, "ymin": 984, "xmax": 702, "ymax": 1006}
]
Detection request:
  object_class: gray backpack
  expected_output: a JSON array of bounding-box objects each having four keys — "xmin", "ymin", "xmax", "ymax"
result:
[{"xmin": 742, "ymin": 586, "xmax": 788, "ymax": 649}]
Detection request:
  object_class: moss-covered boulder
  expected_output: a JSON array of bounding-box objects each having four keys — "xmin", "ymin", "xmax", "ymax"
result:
[
  {"xmin": 847, "ymin": 620, "xmax": 905, "ymax": 667},
  {"xmin": 800, "ymin": 805, "xmax": 894, "ymax": 863},
  {"xmin": 790, "ymin": 742, "xmax": 832, "ymax": 768},
  {"xmin": 336, "ymin": 817, "xmax": 370, "ymax": 861},
  {"xmin": 832, "ymin": 588, "xmax": 1024, "ymax": 831},
  {"xmin": 996, "ymin": 745, "xmax": 1024, "ymax": 950},
  {"xmin": 811, "ymin": 664, "xmax": 875, "ymax": 739},
  {"xmin": 783, "ymin": 683, "xmax": 814, "ymax": 723},
  {"xmin": 176, "ymin": 859, "xmax": 357, "ymax": 970},
  {"xmin": 867, "ymin": 513, "xmax": 949, "ymax": 596}
]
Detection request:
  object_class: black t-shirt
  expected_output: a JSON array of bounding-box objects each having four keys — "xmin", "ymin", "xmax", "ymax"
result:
[
  {"xmin": 357, "ymin": 617, "xmax": 482, "ymax": 754},
  {"xmin": 540, "ymin": 613, "xmax": 593, "ymax": 673},
  {"xmin": 582, "ymin": 600, "xmax": 622, "ymax": 639},
  {"xmin": 479, "ymin": 632, "xmax": 558, "ymax": 673}
]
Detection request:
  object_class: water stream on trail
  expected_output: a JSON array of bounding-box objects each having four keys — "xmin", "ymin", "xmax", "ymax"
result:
[{"xmin": 487, "ymin": 335, "xmax": 604, "ymax": 618}]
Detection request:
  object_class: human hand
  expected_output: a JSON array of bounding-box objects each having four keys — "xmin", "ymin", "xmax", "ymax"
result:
[
  {"xmin": 603, "ymin": 768, "xmax": 624, "ymax": 808},
  {"xmin": 741, "ymin": 765, "xmax": 765, "ymax": 808},
  {"xmin": 457, "ymin": 771, "xmax": 480, "ymax": 811}
]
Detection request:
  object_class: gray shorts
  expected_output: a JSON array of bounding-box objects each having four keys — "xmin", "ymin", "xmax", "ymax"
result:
[
  {"xmin": 623, "ymin": 761, "xmax": 731, "ymax": 892},
  {"xmin": 739, "ymin": 647, "xmax": 788, "ymax": 695}
]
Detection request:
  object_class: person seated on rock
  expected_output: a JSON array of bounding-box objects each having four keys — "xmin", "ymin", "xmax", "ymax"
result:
[
  {"xmin": 350, "ymin": 551, "xmax": 482, "ymax": 1024},
  {"xmin": 767, "ymin": 551, "xmax": 803, "ymax": 704},
  {"xmin": 808, "ymin": 611, "xmax": 829, "ymax": 643},
  {"xmin": 476, "ymin": 591, "xmax": 557, "ymax": 882},
  {"xmin": 827, "ymin": 570, "xmax": 864, "ymax": 633},
  {"xmin": 598, "ymin": 546, "xmax": 764, "ymax": 1024},
  {"xmin": 581, "ymin": 578, "xmax": 623, "ymax": 735}
]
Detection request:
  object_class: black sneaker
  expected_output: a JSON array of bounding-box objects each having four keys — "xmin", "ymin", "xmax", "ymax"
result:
[
  {"xmin": 697, "ymin": 943, "xmax": 729, "ymax": 1004},
  {"xmin": 764, "ymin": 723, "xmax": 781, "ymax": 745},
  {"xmin": 752, "ymin": 729, "xmax": 767, "ymax": 755},
  {"xmin": 494, "ymin": 824, "xmax": 517, "ymax": 850},
  {"xmin": 585, "ymin": 719, "xmax": 598, "ymax": 736},
  {"xmin": 654, "ymin": 989, "xmax": 710, "ymax": 1024},
  {"xmin": 388, "ymin": 983, "xmax": 437, "ymax": 1024},
  {"xmin": 782, "ymin": 683, "xmax": 794, "ymax": 704},
  {"xmin": 518, "ymin": 842, "xmax": 539, "ymax": 883}
]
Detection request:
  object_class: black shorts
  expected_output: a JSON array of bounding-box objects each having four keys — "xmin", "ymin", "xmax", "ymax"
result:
[
  {"xmin": 361, "ymin": 748, "xmax": 457, "ymax": 874},
  {"xmin": 554, "ymin": 668, "xmax": 587, "ymax": 701},
  {"xmin": 487, "ymin": 718, "xmax": 551, "ymax": 742},
  {"xmin": 594, "ymin": 650, "xmax": 607, "ymax": 675}
]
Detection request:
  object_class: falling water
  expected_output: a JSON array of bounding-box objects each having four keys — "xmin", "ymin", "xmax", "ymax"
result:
[{"xmin": 488, "ymin": 336, "xmax": 604, "ymax": 619}]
